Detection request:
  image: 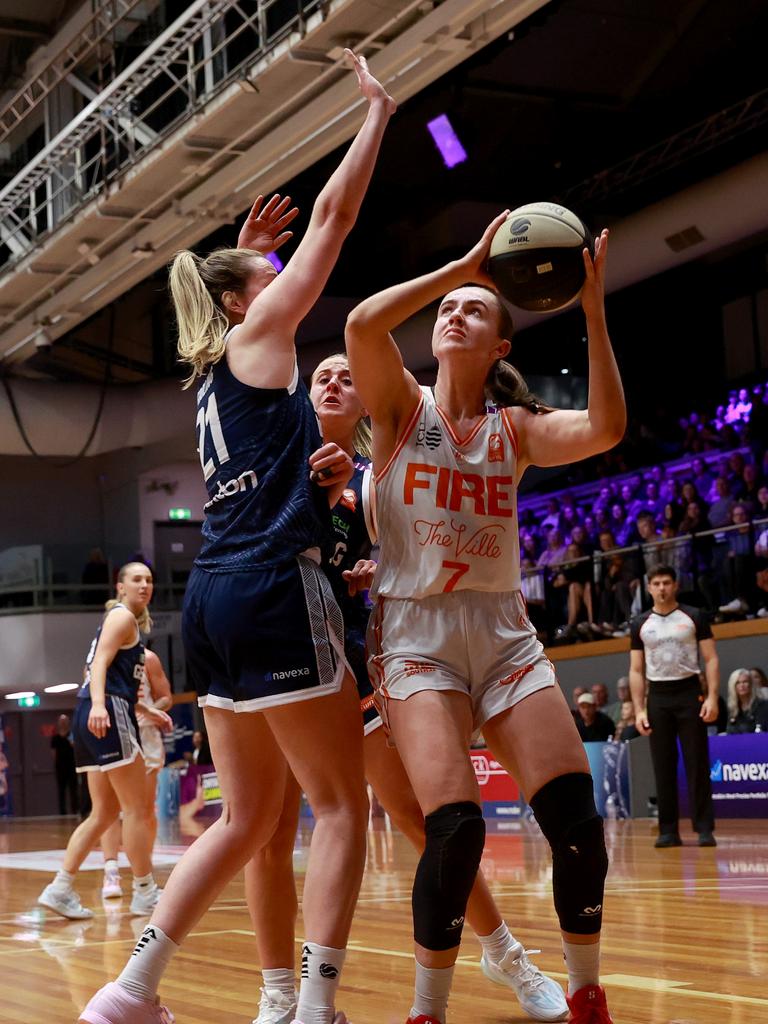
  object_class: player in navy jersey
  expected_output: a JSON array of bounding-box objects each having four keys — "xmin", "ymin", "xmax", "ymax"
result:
[
  {"xmin": 38, "ymin": 563, "xmax": 172, "ymax": 922},
  {"xmin": 79, "ymin": 51, "xmax": 395, "ymax": 1024},
  {"xmin": 346, "ymin": 217, "xmax": 625, "ymax": 1024},
  {"xmin": 245, "ymin": 353, "xmax": 568, "ymax": 1024}
]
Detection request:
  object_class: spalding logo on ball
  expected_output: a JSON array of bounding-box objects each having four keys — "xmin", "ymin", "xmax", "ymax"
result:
[{"xmin": 487, "ymin": 202, "xmax": 594, "ymax": 313}]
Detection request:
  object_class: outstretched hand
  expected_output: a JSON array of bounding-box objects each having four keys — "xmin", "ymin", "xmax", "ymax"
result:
[
  {"xmin": 344, "ymin": 49, "xmax": 396, "ymax": 115},
  {"xmin": 237, "ymin": 193, "xmax": 299, "ymax": 254},
  {"xmin": 457, "ymin": 210, "xmax": 510, "ymax": 289},
  {"xmin": 580, "ymin": 227, "xmax": 609, "ymax": 321}
]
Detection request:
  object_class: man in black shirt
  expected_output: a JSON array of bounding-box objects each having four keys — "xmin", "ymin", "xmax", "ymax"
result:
[
  {"xmin": 629, "ymin": 565, "xmax": 719, "ymax": 848},
  {"xmin": 51, "ymin": 714, "xmax": 78, "ymax": 815},
  {"xmin": 575, "ymin": 693, "xmax": 616, "ymax": 742}
]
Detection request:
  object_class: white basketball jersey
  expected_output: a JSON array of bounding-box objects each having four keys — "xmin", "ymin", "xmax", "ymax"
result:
[{"xmin": 372, "ymin": 387, "xmax": 522, "ymax": 600}]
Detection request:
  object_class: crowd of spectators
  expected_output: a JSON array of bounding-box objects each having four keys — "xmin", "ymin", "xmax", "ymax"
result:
[
  {"xmin": 518, "ymin": 379, "xmax": 768, "ymax": 643},
  {"xmin": 570, "ymin": 669, "xmax": 768, "ymax": 745}
]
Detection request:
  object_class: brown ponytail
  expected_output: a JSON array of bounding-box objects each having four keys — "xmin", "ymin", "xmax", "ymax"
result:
[{"xmin": 484, "ymin": 358, "xmax": 554, "ymax": 413}]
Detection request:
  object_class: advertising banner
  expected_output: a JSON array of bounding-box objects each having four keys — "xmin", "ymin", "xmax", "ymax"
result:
[{"xmin": 679, "ymin": 733, "xmax": 768, "ymax": 818}]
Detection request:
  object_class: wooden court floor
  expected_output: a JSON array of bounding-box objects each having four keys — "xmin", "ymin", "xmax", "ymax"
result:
[{"xmin": 0, "ymin": 816, "xmax": 766, "ymax": 1024}]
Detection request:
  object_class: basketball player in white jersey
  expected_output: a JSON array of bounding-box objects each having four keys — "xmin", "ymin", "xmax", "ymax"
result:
[
  {"xmin": 247, "ymin": 354, "xmax": 568, "ymax": 1024},
  {"xmin": 345, "ymin": 215, "xmax": 624, "ymax": 1024},
  {"xmin": 100, "ymin": 649, "xmax": 172, "ymax": 899}
]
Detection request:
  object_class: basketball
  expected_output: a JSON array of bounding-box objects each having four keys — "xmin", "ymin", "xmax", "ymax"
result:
[{"xmin": 487, "ymin": 202, "xmax": 594, "ymax": 313}]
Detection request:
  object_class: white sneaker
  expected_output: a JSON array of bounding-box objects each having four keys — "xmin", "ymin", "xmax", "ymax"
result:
[
  {"xmin": 130, "ymin": 884, "xmax": 161, "ymax": 916},
  {"xmin": 38, "ymin": 883, "xmax": 93, "ymax": 920},
  {"xmin": 481, "ymin": 944, "xmax": 568, "ymax": 1022},
  {"xmin": 718, "ymin": 598, "xmax": 747, "ymax": 614},
  {"xmin": 757, "ymin": 606, "xmax": 768, "ymax": 618},
  {"xmin": 102, "ymin": 868, "xmax": 123, "ymax": 899},
  {"xmin": 252, "ymin": 988, "xmax": 297, "ymax": 1024}
]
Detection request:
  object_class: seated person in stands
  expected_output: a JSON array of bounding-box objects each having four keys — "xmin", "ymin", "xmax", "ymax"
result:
[
  {"xmin": 594, "ymin": 530, "xmax": 634, "ymax": 637},
  {"xmin": 184, "ymin": 729, "xmax": 213, "ymax": 766},
  {"xmin": 726, "ymin": 669, "xmax": 767, "ymax": 734},
  {"xmin": 604, "ymin": 677, "xmax": 631, "ymax": 724},
  {"xmin": 613, "ymin": 701, "xmax": 640, "ymax": 742},
  {"xmin": 750, "ymin": 666, "xmax": 768, "ymax": 700},
  {"xmin": 718, "ymin": 503, "xmax": 755, "ymax": 616},
  {"xmin": 551, "ymin": 542, "xmax": 594, "ymax": 641},
  {"xmin": 575, "ymin": 692, "xmax": 616, "ymax": 742}
]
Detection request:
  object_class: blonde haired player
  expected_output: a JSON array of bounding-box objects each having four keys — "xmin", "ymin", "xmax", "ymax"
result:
[
  {"xmin": 38, "ymin": 564, "xmax": 172, "ymax": 921},
  {"xmin": 346, "ymin": 215, "xmax": 624, "ymax": 1024},
  {"xmin": 78, "ymin": 50, "xmax": 395, "ymax": 1024},
  {"xmin": 247, "ymin": 353, "xmax": 568, "ymax": 1024}
]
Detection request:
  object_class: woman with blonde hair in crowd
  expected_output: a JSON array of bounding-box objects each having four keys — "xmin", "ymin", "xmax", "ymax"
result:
[
  {"xmin": 38, "ymin": 563, "xmax": 172, "ymax": 921},
  {"xmin": 726, "ymin": 668, "xmax": 767, "ymax": 733}
]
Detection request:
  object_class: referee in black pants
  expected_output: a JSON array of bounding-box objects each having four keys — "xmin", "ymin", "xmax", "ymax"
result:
[{"xmin": 629, "ymin": 565, "xmax": 719, "ymax": 847}]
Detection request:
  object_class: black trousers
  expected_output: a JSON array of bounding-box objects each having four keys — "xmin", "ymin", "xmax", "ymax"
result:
[
  {"xmin": 647, "ymin": 676, "xmax": 714, "ymax": 834},
  {"xmin": 56, "ymin": 768, "xmax": 79, "ymax": 815}
]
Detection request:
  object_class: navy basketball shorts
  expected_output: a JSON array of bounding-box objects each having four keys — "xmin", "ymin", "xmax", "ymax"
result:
[
  {"xmin": 73, "ymin": 695, "xmax": 143, "ymax": 773},
  {"xmin": 345, "ymin": 626, "xmax": 383, "ymax": 735},
  {"xmin": 183, "ymin": 555, "xmax": 349, "ymax": 712}
]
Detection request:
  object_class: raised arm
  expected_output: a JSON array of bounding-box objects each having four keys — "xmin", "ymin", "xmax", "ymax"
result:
[
  {"xmin": 229, "ymin": 51, "xmax": 395, "ymax": 385},
  {"xmin": 345, "ymin": 211, "xmax": 508, "ymax": 466},
  {"xmin": 510, "ymin": 230, "xmax": 627, "ymax": 474}
]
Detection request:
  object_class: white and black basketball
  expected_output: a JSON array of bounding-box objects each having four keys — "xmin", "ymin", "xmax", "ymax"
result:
[{"xmin": 487, "ymin": 202, "xmax": 594, "ymax": 313}]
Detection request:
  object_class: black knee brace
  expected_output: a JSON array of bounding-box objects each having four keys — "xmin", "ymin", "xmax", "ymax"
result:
[
  {"xmin": 412, "ymin": 801, "xmax": 485, "ymax": 951},
  {"xmin": 529, "ymin": 773, "xmax": 608, "ymax": 935}
]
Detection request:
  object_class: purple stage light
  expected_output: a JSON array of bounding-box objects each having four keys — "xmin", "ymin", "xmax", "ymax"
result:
[
  {"xmin": 265, "ymin": 251, "xmax": 283, "ymax": 272},
  {"xmin": 427, "ymin": 114, "xmax": 467, "ymax": 168}
]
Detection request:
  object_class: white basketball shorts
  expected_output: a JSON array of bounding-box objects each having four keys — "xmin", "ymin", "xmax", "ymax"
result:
[{"xmin": 367, "ymin": 589, "xmax": 555, "ymax": 731}]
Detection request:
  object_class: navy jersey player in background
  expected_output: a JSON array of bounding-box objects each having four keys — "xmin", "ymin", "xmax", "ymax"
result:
[
  {"xmin": 38, "ymin": 563, "xmax": 172, "ymax": 922},
  {"xmin": 245, "ymin": 353, "xmax": 569, "ymax": 1024},
  {"xmin": 346, "ymin": 218, "xmax": 624, "ymax": 1024},
  {"xmin": 79, "ymin": 51, "xmax": 395, "ymax": 1024}
]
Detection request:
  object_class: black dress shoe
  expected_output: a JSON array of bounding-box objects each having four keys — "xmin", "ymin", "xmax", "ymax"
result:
[
  {"xmin": 698, "ymin": 831, "xmax": 717, "ymax": 847},
  {"xmin": 654, "ymin": 832, "xmax": 683, "ymax": 848}
]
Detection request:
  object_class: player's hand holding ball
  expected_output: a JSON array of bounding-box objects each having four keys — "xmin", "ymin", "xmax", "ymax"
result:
[{"xmin": 309, "ymin": 443, "xmax": 353, "ymax": 487}]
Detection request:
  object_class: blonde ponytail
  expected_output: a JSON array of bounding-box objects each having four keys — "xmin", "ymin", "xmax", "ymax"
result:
[
  {"xmin": 353, "ymin": 417, "xmax": 373, "ymax": 460},
  {"xmin": 169, "ymin": 247, "xmax": 275, "ymax": 388}
]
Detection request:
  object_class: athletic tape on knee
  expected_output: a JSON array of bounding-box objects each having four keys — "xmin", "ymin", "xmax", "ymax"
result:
[
  {"xmin": 529, "ymin": 773, "xmax": 608, "ymax": 934},
  {"xmin": 412, "ymin": 801, "xmax": 485, "ymax": 951}
]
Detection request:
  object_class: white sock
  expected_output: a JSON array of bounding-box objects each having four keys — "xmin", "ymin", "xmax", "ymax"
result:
[
  {"xmin": 263, "ymin": 967, "xmax": 297, "ymax": 999},
  {"xmin": 52, "ymin": 869, "xmax": 75, "ymax": 891},
  {"xmin": 132, "ymin": 872, "xmax": 156, "ymax": 891},
  {"xmin": 117, "ymin": 924, "xmax": 178, "ymax": 1000},
  {"xmin": 411, "ymin": 962, "xmax": 454, "ymax": 1023},
  {"xmin": 104, "ymin": 859, "xmax": 119, "ymax": 874},
  {"xmin": 562, "ymin": 939, "xmax": 600, "ymax": 996},
  {"xmin": 477, "ymin": 921, "xmax": 517, "ymax": 965},
  {"xmin": 296, "ymin": 942, "xmax": 346, "ymax": 1024}
]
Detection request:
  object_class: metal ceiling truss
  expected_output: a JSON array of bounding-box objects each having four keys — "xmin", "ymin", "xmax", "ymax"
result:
[{"xmin": 0, "ymin": 0, "xmax": 552, "ymax": 365}]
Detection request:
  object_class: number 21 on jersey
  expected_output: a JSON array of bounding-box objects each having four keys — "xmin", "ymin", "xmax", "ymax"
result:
[{"xmin": 196, "ymin": 393, "xmax": 231, "ymax": 481}]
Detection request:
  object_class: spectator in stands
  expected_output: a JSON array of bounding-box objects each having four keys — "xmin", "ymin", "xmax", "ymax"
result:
[
  {"xmin": 724, "ymin": 391, "xmax": 740, "ymax": 425},
  {"xmin": 754, "ymin": 485, "xmax": 768, "ymax": 519},
  {"xmin": 81, "ymin": 548, "xmax": 110, "ymax": 606},
  {"xmin": 725, "ymin": 669, "xmax": 766, "ymax": 734},
  {"xmin": 575, "ymin": 693, "xmax": 616, "ymax": 742},
  {"xmin": 540, "ymin": 497, "xmax": 561, "ymax": 532},
  {"xmin": 552, "ymin": 542, "xmax": 594, "ymax": 641},
  {"xmin": 691, "ymin": 457, "xmax": 713, "ymax": 499},
  {"xmin": 594, "ymin": 530, "xmax": 633, "ymax": 636},
  {"xmin": 560, "ymin": 502, "xmax": 582, "ymax": 536},
  {"xmin": 749, "ymin": 667, "xmax": 768, "ymax": 700},
  {"xmin": 680, "ymin": 480, "xmax": 705, "ymax": 512},
  {"xmin": 661, "ymin": 501, "xmax": 685, "ymax": 532},
  {"xmin": 741, "ymin": 463, "xmax": 762, "ymax": 511},
  {"xmin": 614, "ymin": 702, "xmax": 640, "ymax": 742},
  {"xmin": 591, "ymin": 684, "xmax": 610, "ymax": 712},
  {"xmin": 612, "ymin": 502, "xmax": 637, "ymax": 547},
  {"xmin": 736, "ymin": 388, "xmax": 752, "ymax": 422},
  {"xmin": 604, "ymin": 678, "xmax": 631, "ymax": 725},
  {"xmin": 636, "ymin": 511, "xmax": 663, "ymax": 576},
  {"xmin": 185, "ymin": 729, "xmax": 213, "ymax": 766},
  {"xmin": 641, "ymin": 480, "xmax": 663, "ymax": 518},
  {"xmin": 718, "ymin": 503, "xmax": 755, "ymax": 616},
  {"xmin": 537, "ymin": 528, "xmax": 568, "ymax": 571}
]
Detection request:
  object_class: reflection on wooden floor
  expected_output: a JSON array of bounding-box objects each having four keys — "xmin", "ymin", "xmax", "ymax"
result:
[{"xmin": 1, "ymin": 816, "xmax": 766, "ymax": 1023}]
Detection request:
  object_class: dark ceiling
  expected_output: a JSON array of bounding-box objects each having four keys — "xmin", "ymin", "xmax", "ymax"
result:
[{"xmin": 13, "ymin": 0, "xmax": 768, "ymax": 391}]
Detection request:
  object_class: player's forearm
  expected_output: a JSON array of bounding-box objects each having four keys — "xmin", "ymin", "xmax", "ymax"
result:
[
  {"xmin": 312, "ymin": 100, "xmax": 392, "ymax": 230},
  {"xmin": 586, "ymin": 316, "xmax": 626, "ymax": 448},
  {"xmin": 347, "ymin": 261, "xmax": 465, "ymax": 338},
  {"xmin": 703, "ymin": 654, "xmax": 720, "ymax": 700},
  {"xmin": 88, "ymin": 662, "xmax": 108, "ymax": 705}
]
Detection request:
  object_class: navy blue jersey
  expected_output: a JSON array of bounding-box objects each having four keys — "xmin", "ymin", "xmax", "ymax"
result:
[
  {"xmin": 322, "ymin": 455, "xmax": 375, "ymax": 634},
  {"xmin": 78, "ymin": 604, "xmax": 145, "ymax": 705},
  {"xmin": 194, "ymin": 337, "xmax": 331, "ymax": 570}
]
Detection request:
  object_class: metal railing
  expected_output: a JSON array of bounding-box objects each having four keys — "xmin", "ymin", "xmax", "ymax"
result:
[{"xmin": 0, "ymin": 0, "xmax": 323, "ymax": 268}]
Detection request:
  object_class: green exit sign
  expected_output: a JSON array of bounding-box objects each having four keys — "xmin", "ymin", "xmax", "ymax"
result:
[
  {"xmin": 18, "ymin": 695, "xmax": 40, "ymax": 708},
  {"xmin": 169, "ymin": 508, "xmax": 191, "ymax": 520}
]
